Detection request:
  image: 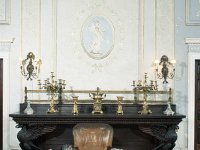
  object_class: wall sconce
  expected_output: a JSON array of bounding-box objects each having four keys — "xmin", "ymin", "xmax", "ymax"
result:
[
  {"xmin": 20, "ymin": 52, "xmax": 42, "ymax": 80},
  {"xmin": 154, "ymin": 55, "xmax": 176, "ymax": 84}
]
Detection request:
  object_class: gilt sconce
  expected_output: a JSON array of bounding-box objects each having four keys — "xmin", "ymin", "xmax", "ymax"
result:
[
  {"xmin": 20, "ymin": 52, "xmax": 42, "ymax": 80},
  {"xmin": 154, "ymin": 55, "xmax": 176, "ymax": 84}
]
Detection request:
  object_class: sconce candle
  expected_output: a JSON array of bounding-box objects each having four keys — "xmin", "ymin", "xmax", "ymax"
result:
[
  {"xmin": 154, "ymin": 59, "xmax": 159, "ymax": 70},
  {"xmin": 170, "ymin": 59, "xmax": 176, "ymax": 68}
]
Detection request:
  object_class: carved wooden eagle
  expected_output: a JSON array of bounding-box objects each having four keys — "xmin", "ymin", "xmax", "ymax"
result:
[
  {"xmin": 139, "ymin": 125, "xmax": 178, "ymax": 150},
  {"xmin": 17, "ymin": 125, "xmax": 56, "ymax": 150}
]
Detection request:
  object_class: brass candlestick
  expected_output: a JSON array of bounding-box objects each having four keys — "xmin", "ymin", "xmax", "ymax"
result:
[
  {"xmin": 117, "ymin": 96, "xmax": 123, "ymax": 115},
  {"xmin": 72, "ymin": 96, "xmax": 79, "ymax": 115},
  {"xmin": 48, "ymin": 94, "xmax": 58, "ymax": 113},
  {"xmin": 38, "ymin": 72, "xmax": 66, "ymax": 113},
  {"xmin": 132, "ymin": 73, "xmax": 158, "ymax": 115},
  {"xmin": 138, "ymin": 92, "xmax": 152, "ymax": 114},
  {"xmin": 89, "ymin": 87, "xmax": 106, "ymax": 114}
]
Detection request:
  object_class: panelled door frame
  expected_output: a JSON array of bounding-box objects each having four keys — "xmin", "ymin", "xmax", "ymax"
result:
[
  {"xmin": 0, "ymin": 52, "xmax": 10, "ymax": 150},
  {"xmin": 187, "ymin": 39, "xmax": 200, "ymax": 150},
  {"xmin": 0, "ymin": 59, "xmax": 2, "ymax": 150},
  {"xmin": 195, "ymin": 60, "xmax": 200, "ymax": 150},
  {"xmin": 0, "ymin": 42, "xmax": 11, "ymax": 149},
  {"xmin": 188, "ymin": 53, "xmax": 200, "ymax": 150}
]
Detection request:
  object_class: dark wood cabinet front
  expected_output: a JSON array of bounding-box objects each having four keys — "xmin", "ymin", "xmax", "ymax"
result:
[{"xmin": 9, "ymin": 104, "xmax": 185, "ymax": 150}]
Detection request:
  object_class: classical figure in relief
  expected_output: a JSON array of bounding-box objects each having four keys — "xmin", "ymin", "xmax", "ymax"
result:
[
  {"xmin": 89, "ymin": 21, "xmax": 104, "ymax": 54},
  {"xmin": 82, "ymin": 15, "xmax": 114, "ymax": 60}
]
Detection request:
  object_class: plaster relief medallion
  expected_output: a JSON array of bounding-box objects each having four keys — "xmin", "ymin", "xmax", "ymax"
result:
[{"xmin": 81, "ymin": 15, "xmax": 114, "ymax": 60}]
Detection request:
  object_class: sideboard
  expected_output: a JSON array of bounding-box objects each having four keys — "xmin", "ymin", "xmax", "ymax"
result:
[{"xmin": 9, "ymin": 103, "xmax": 185, "ymax": 150}]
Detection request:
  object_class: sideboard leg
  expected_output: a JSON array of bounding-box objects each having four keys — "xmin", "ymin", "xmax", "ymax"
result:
[
  {"xmin": 16, "ymin": 124, "xmax": 56, "ymax": 150},
  {"xmin": 139, "ymin": 125, "xmax": 178, "ymax": 150}
]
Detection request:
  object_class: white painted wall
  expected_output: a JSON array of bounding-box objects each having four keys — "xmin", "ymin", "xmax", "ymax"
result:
[{"xmin": 0, "ymin": 0, "xmax": 188, "ymax": 149}]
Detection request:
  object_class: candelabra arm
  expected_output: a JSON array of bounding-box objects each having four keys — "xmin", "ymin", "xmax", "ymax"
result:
[
  {"xmin": 58, "ymin": 87, "xmax": 63, "ymax": 105},
  {"xmin": 24, "ymin": 86, "xmax": 28, "ymax": 103},
  {"xmin": 133, "ymin": 89, "xmax": 138, "ymax": 103}
]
